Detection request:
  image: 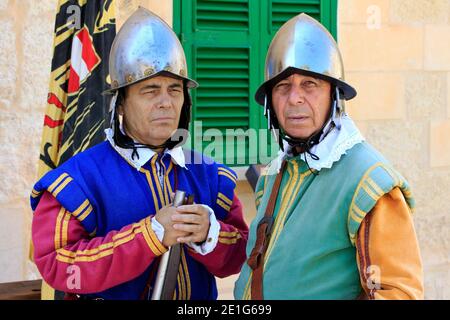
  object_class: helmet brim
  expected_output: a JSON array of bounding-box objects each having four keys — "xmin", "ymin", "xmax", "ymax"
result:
[{"xmin": 102, "ymin": 70, "xmax": 199, "ymax": 96}]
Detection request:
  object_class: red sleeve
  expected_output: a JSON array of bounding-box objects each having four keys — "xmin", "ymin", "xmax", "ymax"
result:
[
  {"xmin": 32, "ymin": 191, "xmax": 168, "ymax": 294},
  {"xmin": 186, "ymin": 194, "xmax": 249, "ymax": 278}
]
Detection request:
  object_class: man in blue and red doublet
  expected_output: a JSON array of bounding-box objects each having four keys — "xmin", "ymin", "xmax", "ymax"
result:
[{"xmin": 30, "ymin": 8, "xmax": 248, "ymax": 300}]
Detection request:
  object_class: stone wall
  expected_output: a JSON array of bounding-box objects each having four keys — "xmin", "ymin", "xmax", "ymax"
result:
[
  {"xmin": 0, "ymin": 0, "xmax": 172, "ymax": 283},
  {"xmin": 339, "ymin": 0, "xmax": 450, "ymax": 299},
  {"xmin": 0, "ymin": 0, "xmax": 56, "ymax": 282}
]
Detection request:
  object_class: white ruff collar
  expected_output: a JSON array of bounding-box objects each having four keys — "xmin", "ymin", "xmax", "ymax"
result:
[
  {"xmin": 272, "ymin": 114, "xmax": 365, "ymax": 173},
  {"xmin": 104, "ymin": 128, "xmax": 187, "ymax": 171}
]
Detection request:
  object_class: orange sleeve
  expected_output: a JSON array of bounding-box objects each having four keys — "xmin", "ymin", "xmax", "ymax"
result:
[{"xmin": 356, "ymin": 187, "xmax": 424, "ymax": 300}]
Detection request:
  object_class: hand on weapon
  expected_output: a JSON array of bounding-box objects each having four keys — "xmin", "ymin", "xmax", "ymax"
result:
[
  {"xmin": 154, "ymin": 204, "xmax": 191, "ymax": 247},
  {"xmin": 152, "ymin": 191, "xmax": 194, "ymax": 300},
  {"xmin": 171, "ymin": 204, "xmax": 211, "ymax": 244}
]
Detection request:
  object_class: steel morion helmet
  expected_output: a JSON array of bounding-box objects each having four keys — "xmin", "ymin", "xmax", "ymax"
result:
[
  {"xmin": 106, "ymin": 7, "xmax": 197, "ymax": 94},
  {"xmin": 255, "ymin": 13, "xmax": 355, "ymax": 105},
  {"xmin": 255, "ymin": 13, "xmax": 357, "ymax": 153}
]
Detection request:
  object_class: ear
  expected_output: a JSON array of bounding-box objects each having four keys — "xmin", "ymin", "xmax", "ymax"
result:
[
  {"xmin": 117, "ymin": 101, "xmax": 124, "ymax": 116},
  {"xmin": 116, "ymin": 88, "xmax": 127, "ymax": 116}
]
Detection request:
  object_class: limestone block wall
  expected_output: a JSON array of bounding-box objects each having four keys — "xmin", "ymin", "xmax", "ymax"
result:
[
  {"xmin": 0, "ymin": 0, "xmax": 173, "ymax": 284},
  {"xmin": 339, "ymin": 0, "xmax": 450, "ymax": 299},
  {"xmin": 0, "ymin": 0, "xmax": 56, "ymax": 282}
]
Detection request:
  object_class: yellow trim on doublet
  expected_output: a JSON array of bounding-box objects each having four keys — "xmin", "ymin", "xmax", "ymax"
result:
[
  {"xmin": 56, "ymin": 224, "xmax": 150, "ymax": 263},
  {"xmin": 349, "ymin": 211, "xmax": 363, "ymax": 225},
  {"xmin": 219, "ymin": 230, "xmax": 238, "ymax": 237},
  {"xmin": 52, "ymin": 177, "xmax": 73, "ymax": 198},
  {"xmin": 242, "ymin": 162, "xmax": 298, "ymax": 300},
  {"xmin": 56, "ymin": 221, "xmax": 147, "ymax": 262},
  {"xmin": 382, "ymin": 164, "xmax": 400, "ymax": 186},
  {"xmin": 219, "ymin": 228, "xmax": 241, "ymax": 245},
  {"xmin": 142, "ymin": 217, "xmax": 167, "ymax": 256},
  {"xmin": 61, "ymin": 209, "xmax": 71, "ymax": 247},
  {"xmin": 31, "ymin": 188, "xmax": 41, "ymax": 198},
  {"xmin": 161, "ymin": 161, "xmax": 173, "ymax": 204},
  {"xmin": 150, "ymin": 156, "xmax": 166, "ymax": 206},
  {"xmin": 403, "ymin": 188, "xmax": 412, "ymax": 198},
  {"xmin": 173, "ymin": 287, "xmax": 177, "ymax": 300},
  {"xmin": 181, "ymin": 249, "xmax": 191, "ymax": 299},
  {"xmin": 48, "ymin": 173, "xmax": 69, "ymax": 194},
  {"xmin": 349, "ymin": 204, "xmax": 366, "ymax": 224},
  {"xmin": 218, "ymin": 167, "xmax": 237, "ymax": 180},
  {"xmin": 216, "ymin": 199, "xmax": 231, "ymax": 212},
  {"xmin": 263, "ymin": 162, "xmax": 298, "ymax": 264},
  {"xmin": 54, "ymin": 207, "xmax": 66, "ymax": 250},
  {"xmin": 243, "ymin": 275, "xmax": 252, "ymax": 300},
  {"xmin": 361, "ymin": 183, "xmax": 378, "ymax": 201},
  {"xmin": 264, "ymin": 162, "xmax": 314, "ymax": 268},
  {"xmin": 140, "ymin": 218, "xmax": 160, "ymax": 255},
  {"xmin": 58, "ymin": 223, "xmax": 139, "ymax": 256},
  {"xmin": 218, "ymin": 192, "xmax": 233, "ymax": 206},
  {"xmin": 218, "ymin": 236, "xmax": 241, "ymax": 245},
  {"xmin": 72, "ymin": 199, "xmax": 90, "ymax": 218},
  {"xmin": 139, "ymin": 167, "xmax": 161, "ymax": 211},
  {"xmin": 218, "ymin": 171, "xmax": 237, "ymax": 184},
  {"xmin": 165, "ymin": 161, "xmax": 174, "ymax": 196},
  {"xmin": 263, "ymin": 173, "xmax": 269, "ymax": 192},
  {"xmin": 57, "ymin": 247, "xmax": 115, "ymax": 263},
  {"xmin": 347, "ymin": 162, "xmax": 383, "ymax": 228},
  {"xmin": 366, "ymin": 177, "xmax": 384, "ymax": 198},
  {"xmin": 77, "ymin": 204, "xmax": 93, "ymax": 222},
  {"xmin": 177, "ymin": 263, "xmax": 185, "ymax": 300},
  {"xmin": 148, "ymin": 219, "xmax": 167, "ymax": 255}
]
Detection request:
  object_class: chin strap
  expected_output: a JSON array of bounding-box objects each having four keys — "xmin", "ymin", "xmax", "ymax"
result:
[
  {"xmin": 265, "ymin": 87, "xmax": 344, "ymax": 175},
  {"xmin": 109, "ymin": 91, "xmax": 119, "ymax": 128},
  {"xmin": 331, "ymin": 87, "xmax": 343, "ymax": 130},
  {"xmin": 283, "ymin": 127, "xmax": 324, "ymax": 176}
]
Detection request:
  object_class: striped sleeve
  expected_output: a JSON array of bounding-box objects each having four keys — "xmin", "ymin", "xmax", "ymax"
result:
[
  {"xmin": 31, "ymin": 172, "xmax": 97, "ymax": 235},
  {"xmin": 32, "ymin": 191, "xmax": 167, "ymax": 294},
  {"xmin": 213, "ymin": 165, "xmax": 238, "ymax": 220},
  {"xmin": 347, "ymin": 163, "xmax": 415, "ymax": 246},
  {"xmin": 186, "ymin": 194, "xmax": 249, "ymax": 278}
]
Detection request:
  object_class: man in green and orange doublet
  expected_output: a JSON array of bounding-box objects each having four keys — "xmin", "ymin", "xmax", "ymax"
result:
[{"xmin": 234, "ymin": 14, "xmax": 423, "ymax": 300}]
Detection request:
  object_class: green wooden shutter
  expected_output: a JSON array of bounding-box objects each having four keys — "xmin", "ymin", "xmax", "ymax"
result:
[
  {"xmin": 175, "ymin": 0, "xmax": 262, "ymax": 165},
  {"xmin": 265, "ymin": 0, "xmax": 337, "ymax": 37},
  {"xmin": 196, "ymin": 45, "xmax": 259, "ymax": 164},
  {"xmin": 174, "ymin": 0, "xmax": 337, "ymax": 166}
]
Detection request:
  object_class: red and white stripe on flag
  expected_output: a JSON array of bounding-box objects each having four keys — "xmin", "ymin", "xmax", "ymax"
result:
[{"xmin": 68, "ymin": 27, "xmax": 100, "ymax": 94}]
